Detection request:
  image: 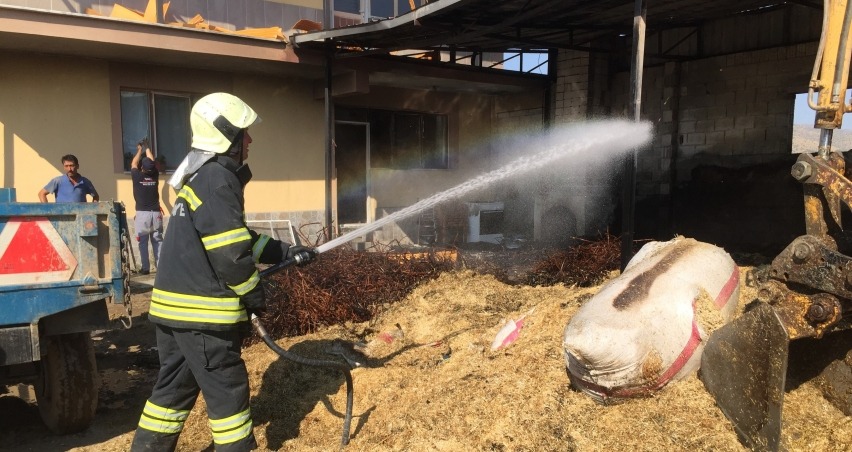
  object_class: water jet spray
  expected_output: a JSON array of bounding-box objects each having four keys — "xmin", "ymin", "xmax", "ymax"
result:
[
  {"xmin": 317, "ymin": 120, "xmax": 652, "ymax": 254},
  {"xmin": 251, "ymin": 120, "xmax": 653, "ymax": 449}
]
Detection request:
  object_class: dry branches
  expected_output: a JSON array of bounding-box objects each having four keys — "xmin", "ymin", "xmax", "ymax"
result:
[
  {"xmin": 257, "ymin": 246, "xmax": 456, "ymax": 340},
  {"xmin": 525, "ymin": 233, "xmax": 621, "ymax": 287},
  {"xmin": 254, "ymin": 231, "xmax": 623, "ymax": 342}
]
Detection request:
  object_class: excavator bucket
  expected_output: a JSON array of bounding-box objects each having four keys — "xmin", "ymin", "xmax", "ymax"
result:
[{"xmin": 700, "ymin": 303, "xmax": 789, "ymax": 452}]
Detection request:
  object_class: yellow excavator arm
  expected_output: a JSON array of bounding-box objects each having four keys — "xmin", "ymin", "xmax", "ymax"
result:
[
  {"xmin": 810, "ymin": 0, "xmax": 852, "ymax": 132},
  {"xmin": 800, "ymin": 0, "xmax": 852, "ymax": 237},
  {"xmin": 701, "ymin": 1, "xmax": 852, "ymax": 451}
]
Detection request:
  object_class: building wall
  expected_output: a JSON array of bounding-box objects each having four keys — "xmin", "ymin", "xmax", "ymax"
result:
[
  {"xmin": 553, "ymin": 5, "xmax": 820, "ymax": 195},
  {"xmin": 1, "ymin": 49, "xmax": 546, "ymax": 253},
  {"xmin": 0, "ymin": 50, "xmax": 328, "ymax": 248},
  {"xmin": 553, "ymin": 49, "xmax": 589, "ymax": 120},
  {"xmin": 535, "ymin": 48, "xmax": 623, "ymax": 243},
  {"xmin": 634, "ymin": 43, "xmax": 814, "ymax": 250},
  {"xmin": 0, "ymin": 52, "xmax": 114, "ymax": 205},
  {"xmin": 492, "ymin": 93, "xmax": 544, "ymax": 240},
  {"xmin": 555, "ymin": 38, "xmax": 818, "ymax": 250},
  {"xmin": 336, "ymin": 85, "xmax": 545, "ymax": 245},
  {"xmin": 604, "ymin": 42, "xmax": 817, "ymax": 202}
]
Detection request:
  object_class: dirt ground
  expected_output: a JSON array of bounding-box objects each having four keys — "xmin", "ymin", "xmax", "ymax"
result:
[
  {"xmin": 0, "ymin": 273, "xmax": 161, "ymax": 452},
  {"xmin": 1, "ymin": 250, "xmax": 851, "ymax": 451}
]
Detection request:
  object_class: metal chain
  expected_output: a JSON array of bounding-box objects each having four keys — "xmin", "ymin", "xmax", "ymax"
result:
[{"xmin": 120, "ymin": 227, "xmax": 134, "ymax": 329}]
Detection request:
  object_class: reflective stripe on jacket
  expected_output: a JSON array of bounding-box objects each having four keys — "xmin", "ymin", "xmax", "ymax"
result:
[{"xmin": 149, "ymin": 156, "xmax": 288, "ymax": 331}]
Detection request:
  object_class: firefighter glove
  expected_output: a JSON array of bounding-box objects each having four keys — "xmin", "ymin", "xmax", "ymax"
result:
[
  {"xmin": 286, "ymin": 245, "xmax": 318, "ymax": 266},
  {"xmin": 246, "ymin": 306, "xmax": 267, "ymax": 319}
]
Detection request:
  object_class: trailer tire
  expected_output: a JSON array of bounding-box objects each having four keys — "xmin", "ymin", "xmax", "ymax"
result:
[{"xmin": 35, "ymin": 332, "xmax": 99, "ymax": 434}]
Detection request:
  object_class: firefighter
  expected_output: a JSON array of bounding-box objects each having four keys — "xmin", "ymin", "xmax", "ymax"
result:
[{"xmin": 130, "ymin": 92, "xmax": 316, "ymax": 451}]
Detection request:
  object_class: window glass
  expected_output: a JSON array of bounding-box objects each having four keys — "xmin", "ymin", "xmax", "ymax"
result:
[
  {"xmin": 393, "ymin": 113, "xmax": 421, "ymax": 169},
  {"xmin": 336, "ymin": 0, "xmax": 360, "ymax": 14},
  {"xmin": 363, "ymin": 109, "xmax": 448, "ymax": 169},
  {"xmin": 153, "ymin": 94, "xmax": 191, "ymax": 171},
  {"xmin": 422, "ymin": 114, "xmax": 448, "ymax": 169},
  {"xmin": 397, "ymin": 0, "xmax": 413, "ymax": 14},
  {"xmin": 341, "ymin": 107, "xmax": 448, "ymax": 170},
  {"xmin": 371, "ymin": 0, "xmax": 394, "ymax": 18},
  {"xmin": 369, "ymin": 109, "xmax": 394, "ymax": 167},
  {"xmin": 120, "ymin": 89, "xmax": 194, "ymax": 171},
  {"xmin": 120, "ymin": 91, "xmax": 150, "ymax": 170}
]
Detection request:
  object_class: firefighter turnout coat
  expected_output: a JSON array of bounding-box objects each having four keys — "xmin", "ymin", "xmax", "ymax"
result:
[
  {"xmin": 150, "ymin": 155, "xmax": 287, "ymax": 331},
  {"xmin": 132, "ymin": 155, "xmax": 289, "ymax": 451}
]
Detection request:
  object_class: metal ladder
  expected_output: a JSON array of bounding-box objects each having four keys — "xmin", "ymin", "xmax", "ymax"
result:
[{"xmin": 418, "ymin": 208, "xmax": 437, "ymax": 245}]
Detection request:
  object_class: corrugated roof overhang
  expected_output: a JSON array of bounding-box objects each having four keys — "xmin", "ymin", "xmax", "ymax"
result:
[{"xmin": 291, "ymin": 0, "xmax": 812, "ymax": 58}]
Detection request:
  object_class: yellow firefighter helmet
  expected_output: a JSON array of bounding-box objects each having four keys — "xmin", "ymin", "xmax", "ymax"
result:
[{"xmin": 190, "ymin": 92, "xmax": 260, "ymax": 153}]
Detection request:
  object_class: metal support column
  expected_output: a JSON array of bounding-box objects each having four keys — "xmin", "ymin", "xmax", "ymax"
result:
[
  {"xmin": 323, "ymin": 0, "xmax": 335, "ymax": 238},
  {"xmin": 620, "ymin": 0, "xmax": 646, "ymax": 270}
]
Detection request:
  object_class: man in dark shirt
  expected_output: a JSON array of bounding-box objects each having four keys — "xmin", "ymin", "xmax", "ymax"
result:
[{"xmin": 131, "ymin": 139, "xmax": 163, "ymax": 275}]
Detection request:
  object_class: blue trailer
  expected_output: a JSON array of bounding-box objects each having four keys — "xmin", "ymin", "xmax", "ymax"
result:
[{"xmin": 0, "ymin": 188, "xmax": 129, "ymax": 434}]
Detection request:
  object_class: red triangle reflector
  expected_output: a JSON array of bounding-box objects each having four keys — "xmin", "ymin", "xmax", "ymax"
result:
[{"xmin": 0, "ymin": 220, "xmax": 69, "ymax": 273}]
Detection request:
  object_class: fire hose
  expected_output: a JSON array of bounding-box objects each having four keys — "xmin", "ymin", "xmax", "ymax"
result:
[{"xmin": 253, "ymin": 250, "xmax": 354, "ymax": 448}]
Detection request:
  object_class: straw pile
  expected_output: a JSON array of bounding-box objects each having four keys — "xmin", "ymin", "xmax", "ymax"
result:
[{"xmin": 163, "ymin": 264, "xmax": 851, "ymax": 451}]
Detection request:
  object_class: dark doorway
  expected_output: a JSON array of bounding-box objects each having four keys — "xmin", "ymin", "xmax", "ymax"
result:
[{"xmin": 335, "ymin": 122, "xmax": 369, "ymax": 225}]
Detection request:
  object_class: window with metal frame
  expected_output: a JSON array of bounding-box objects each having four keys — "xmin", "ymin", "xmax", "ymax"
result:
[
  {"xmin": 335, "ymin": 0, "xmax": 419, "ymax": 20},
  {"xmin": 369, "ymin": 109, "xmax": 448, "ymax": 170},
  {"xmin": 120, "ymin": 90, "xmax": 197, "ymax": 171}
]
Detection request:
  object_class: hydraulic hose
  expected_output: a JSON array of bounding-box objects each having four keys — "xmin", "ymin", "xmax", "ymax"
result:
[
  {"xmin": 254, "ymin": 253, "xmax": 354, "ymax": 448},
  {"xmin": 830, "ymin": 0, "xmax": 852, "ymax": 106}
]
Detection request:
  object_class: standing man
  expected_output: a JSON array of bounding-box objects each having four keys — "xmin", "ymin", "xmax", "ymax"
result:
[
  {"xmin": 38, "ymin": 154, "xmax": 99, "ymax": 202},
  {"xmin": 130, "ymin": 92, "xmax": 316, "ymax": 452},
  {"xmin": 131, "ymin": 139, "xmax": 163, "ymax": 275}
]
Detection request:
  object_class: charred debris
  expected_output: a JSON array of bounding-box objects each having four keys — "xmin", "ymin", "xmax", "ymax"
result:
[{"xmin": 256, "ymin": 232, "xmax": 622, "ymax": 341}]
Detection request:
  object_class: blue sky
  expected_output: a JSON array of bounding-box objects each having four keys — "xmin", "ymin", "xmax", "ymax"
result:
[
  {"xmin": 503, "ymin": 52, "xmax": 548, "ymax": 74},
  {"xmin": 794, "ymin": 93, "xmax": 816, "ymax": 124},
  {"xmin": 793, "ymin": 91, "xmax": 852, "ymax": 125}
]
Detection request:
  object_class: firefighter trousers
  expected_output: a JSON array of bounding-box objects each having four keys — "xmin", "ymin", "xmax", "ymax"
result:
[{"xmin": 130, "ymin": 325, "xmax": 257, "ymax": 452}]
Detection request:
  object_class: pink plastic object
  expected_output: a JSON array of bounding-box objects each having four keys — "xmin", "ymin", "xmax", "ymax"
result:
[{"xmin": 491, "ymin": 316, "xmax": 526, "ymax": 351}]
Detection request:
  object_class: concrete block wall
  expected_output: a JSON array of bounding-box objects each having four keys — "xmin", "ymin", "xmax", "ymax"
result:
[
  {"xmin": 668, "ymin": 43, "xmax": 815, "ymax": 181},
  {"xmin": 490, "ymin": 106, "xmax": 541, "ymax": 239},
  {"xmin": 599, "ymin": 42, "xmax": 817, "ymax": 199},
  {"xmin": 553, "ymin": 49, "xmax": 590, "ymax": 121},
  {"xmin": 637, "ymin": 63, "xmax": 681, "ymax": 200},
  {"xmin": 551, "ymin": 40, "xmax": 819, "ymax": 242},
  {"xmin": 495, "ymin": 107, "xmax": 543, "ymax": 127},
  {"xmin": 545, "ymin": 48, "xmax": 622, "ymax": 240}
]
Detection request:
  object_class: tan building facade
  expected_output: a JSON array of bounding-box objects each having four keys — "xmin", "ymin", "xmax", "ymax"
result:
[{"xmin": 0, "ymin": 4, "xmax": 547, "ymax": 253}]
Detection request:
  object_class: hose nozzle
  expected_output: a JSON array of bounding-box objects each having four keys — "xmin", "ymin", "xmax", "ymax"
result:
[{"xmin": 293, "ymin": 250, "xmax": 312, "ymax": 265}]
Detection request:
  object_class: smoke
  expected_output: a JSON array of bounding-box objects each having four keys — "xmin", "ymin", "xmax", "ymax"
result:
[{"xmin": 318, "ymin": 119, "xmax": 653, "ymax": 253}]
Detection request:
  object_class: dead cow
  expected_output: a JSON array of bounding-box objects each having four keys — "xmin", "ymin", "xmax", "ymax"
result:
[{"xmin": 562, "ymin": 236, "xmax": 739, "ymax": 403}]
